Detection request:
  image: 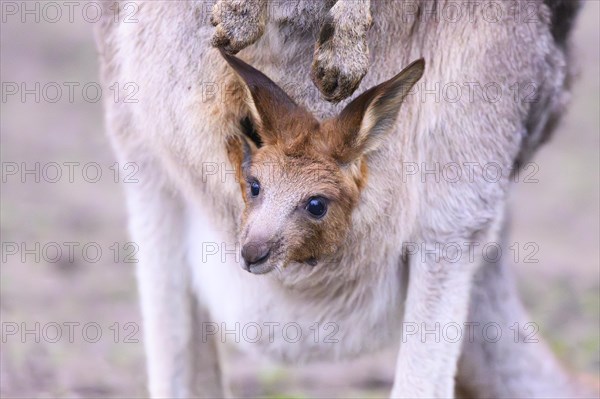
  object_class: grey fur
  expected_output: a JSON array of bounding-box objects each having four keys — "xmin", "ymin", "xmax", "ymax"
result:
[{"xmin": 94, "ymin": 1, "xmax": 591, "ymax": 397}]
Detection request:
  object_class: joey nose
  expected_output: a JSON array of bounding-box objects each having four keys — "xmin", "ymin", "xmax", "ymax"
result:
[{"xmin": 241, "ymin": 242, "xmax": 271, "ymax": 267}]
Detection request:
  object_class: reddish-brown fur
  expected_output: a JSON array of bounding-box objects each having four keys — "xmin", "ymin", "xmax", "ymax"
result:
[{"xmin": 222, "ymin": 50, "xmax": 424, "ymax": 269}]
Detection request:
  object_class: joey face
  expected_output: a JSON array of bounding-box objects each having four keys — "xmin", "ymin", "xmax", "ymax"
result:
[
  {"xmin": 237, "ymin": 146, "xmax": 360, "ymax": 274},
  {"xmin": 220, "ymin": 49, "xmax": 425, "ymax": 274}
]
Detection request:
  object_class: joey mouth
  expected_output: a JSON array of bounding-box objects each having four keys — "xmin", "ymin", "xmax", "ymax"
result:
[
  {"xmin": 241, "ymin": 251, "xmax": 321, "ymax": 275},
  {"xmin": 244, "ymin": 260, "xmax": 275, "ymax": 275},
  {"xmin": 306, "ymin": 257, "xmax": 318, "ymax": 266},
  {"xmin": 241, "ymin": 241, "xmax": 275, "ymax": 274}
]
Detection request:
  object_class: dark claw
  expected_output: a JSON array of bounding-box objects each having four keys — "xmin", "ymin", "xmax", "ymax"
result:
[
  {"xmin": 318, "ymin": 19, "xmax": 335, "ymax": 45},
  {"xmin": 211, "ymin": 34, "xmax": 230, "ymax": 48},
  {"xmin": 322, "ymin": 73, "xmax": 339, "ymax": 95}
]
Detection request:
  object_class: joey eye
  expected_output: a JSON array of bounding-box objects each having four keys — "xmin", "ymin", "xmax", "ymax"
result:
[
  {"xmin": 306, "ymin": 197, "xmax": 327, "ymax": 218},
  {"xmin": 250, "ymin": 180, "xmax": 260, "ymax": 197}
]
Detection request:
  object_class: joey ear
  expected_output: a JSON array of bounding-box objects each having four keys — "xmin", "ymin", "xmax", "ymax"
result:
[
  {"xmin": 220, "ymin": 48, "xmax": 306, "ymax": 145},
  {"xmin": 328, "ymin": 58, "xmax": 425, "ymax": 163},
  {"xmin": 225, "ymin": 134, "xmax": 253, "ymax": 196}
]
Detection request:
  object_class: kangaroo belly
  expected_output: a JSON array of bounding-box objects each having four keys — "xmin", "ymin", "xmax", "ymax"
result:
[{"xmin": 186, "ymin": 204, "xmax": 406, "ymax": 362}]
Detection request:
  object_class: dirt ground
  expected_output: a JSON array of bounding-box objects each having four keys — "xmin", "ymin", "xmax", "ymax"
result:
[{"xmin": 1, "ymin": 2, "xmax": 599, "ymax": 398}]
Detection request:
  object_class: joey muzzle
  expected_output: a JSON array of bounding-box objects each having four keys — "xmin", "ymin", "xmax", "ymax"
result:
[{"xmin": 241, "ymin": 240, "xmax": 272, "ymax": 271}]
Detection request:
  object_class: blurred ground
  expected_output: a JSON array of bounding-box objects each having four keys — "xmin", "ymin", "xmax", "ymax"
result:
[{"xmin": 1, "ymin": 2, "xmax": 599, "ymax": 398}]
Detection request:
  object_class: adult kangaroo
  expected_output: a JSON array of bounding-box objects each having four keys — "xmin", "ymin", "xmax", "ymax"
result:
[{"xmin": 94, "ymin": 0, "xmax": 587, "ymax": 397}]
